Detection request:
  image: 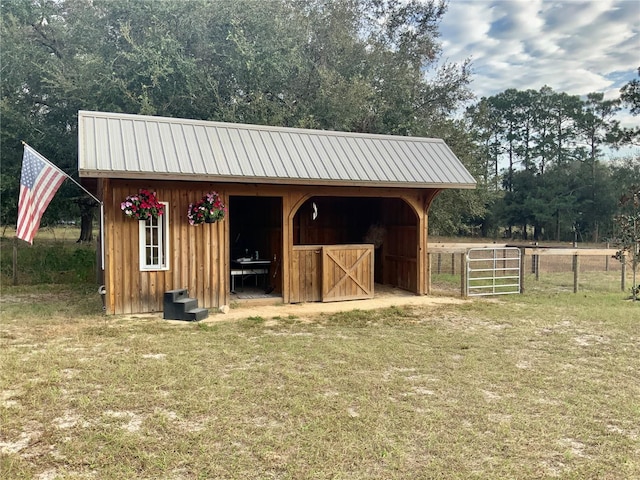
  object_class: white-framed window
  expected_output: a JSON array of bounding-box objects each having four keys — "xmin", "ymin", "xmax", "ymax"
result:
[{"xmin": 139, "ymin": 202, "xmax": 169, "ymax": 271}]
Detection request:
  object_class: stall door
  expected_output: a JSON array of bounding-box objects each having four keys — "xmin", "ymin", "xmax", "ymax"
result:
[{"xmin": 321, "ymin": 245, "xmax": 374, "ymax": 302}]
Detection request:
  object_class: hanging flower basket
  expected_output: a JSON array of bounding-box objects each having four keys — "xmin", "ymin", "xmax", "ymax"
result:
[
  {"xmin": 188, "ymin": 191, "xmax": 226, "ymax": 225},
  {"xmin": 121, "ymin": 189, "xmax": 164, "ymax": 220}
]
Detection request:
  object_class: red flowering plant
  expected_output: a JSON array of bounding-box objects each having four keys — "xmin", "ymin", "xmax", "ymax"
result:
[
  {"xmin": 121, "ymin": 189, "xmax": 165, "ymax": 220},
  {"xmin": 187, "ymin": 191, "xmax": 226, "ymax": 225}
]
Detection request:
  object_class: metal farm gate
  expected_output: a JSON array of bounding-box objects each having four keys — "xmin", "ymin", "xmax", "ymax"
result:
[{"xmin": 466, "ymin": 247, "xmax": 521, "ymax": 296}]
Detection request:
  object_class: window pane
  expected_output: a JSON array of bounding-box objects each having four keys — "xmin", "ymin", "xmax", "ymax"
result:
[{"xmin": 140, "ymin": 203, "xmax": 169, "ymax": 270}]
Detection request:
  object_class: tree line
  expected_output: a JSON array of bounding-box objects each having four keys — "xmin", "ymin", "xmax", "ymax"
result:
[
  {"xmin": 462, "ymin": 83, "xmax": 639, "ymax": 242},
  {"xmin": 1, "ymin": 0, "xmax": 477, "ymax": 239},
  {"xmin": 1, "ymin": 0, "xmax": 638, "ymax": 244}
]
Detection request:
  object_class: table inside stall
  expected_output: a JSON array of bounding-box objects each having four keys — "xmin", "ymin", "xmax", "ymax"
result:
[{"xmin": 231, "ymin": 258, "xmax": 271, "ymax": 292}]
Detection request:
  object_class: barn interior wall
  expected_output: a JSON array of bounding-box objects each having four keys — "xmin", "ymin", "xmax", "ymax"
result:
[
  {"xmin": 382, "ymin": 198, "xmax": 419, "ymax": 291},
  {"xmin": 293, "ymin": 196, "xmax": 420, "ymax": 291},
  {"xmin": 294, "ymin": 197, "xmax": 383, "ymax": 246}
]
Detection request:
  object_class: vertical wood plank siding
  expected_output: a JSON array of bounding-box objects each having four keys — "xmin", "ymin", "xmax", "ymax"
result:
[
  {"xmin": 290, "ymin": 245, "xmax": 322, "ymax": 303},
  {"xmin": 382, "ymin": 198, "xmax": 421, "ymax": 292},
  {"xmin": 103, "ymin": 181, "xmax": 437, "ymax": 314},
  {"xmin": 105, "ymin": 180, "xmax": 228, "ymax": 314}
]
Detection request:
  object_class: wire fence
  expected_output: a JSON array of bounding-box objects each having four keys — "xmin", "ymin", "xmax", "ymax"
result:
[{"xmin": 428, "ymin": 244, "xmax": 633, "ymax": 297}]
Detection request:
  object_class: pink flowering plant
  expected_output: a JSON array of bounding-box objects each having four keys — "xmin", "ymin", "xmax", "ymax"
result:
[
  {"xmin": 187, "ymin": 191, "xmax": 226, "ymax": 225},
  {"xmin": 121, "ymin": 189, "xmax": 164, "ymax": 220}
]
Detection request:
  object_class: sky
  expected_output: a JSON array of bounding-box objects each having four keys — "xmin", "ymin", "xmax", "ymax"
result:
[{"xmin": 437, "ymin": 0, "xmax": 639, "ymax": 129}]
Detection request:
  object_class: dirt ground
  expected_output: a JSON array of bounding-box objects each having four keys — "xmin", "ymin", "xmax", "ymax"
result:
[{"xmin": 161, "ymin": 285, "xmax": 468, "ymax": 324}]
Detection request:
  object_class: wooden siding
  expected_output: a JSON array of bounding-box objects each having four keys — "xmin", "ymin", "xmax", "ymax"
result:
[
  {"xmin": 101, "ymin": 180, "xmax": 438, "ymax": 314},
  {"xmin": 290, "ymin": 245, "xmax": 322, "ymax": 303},
  {"xmin": 104, "ymin": 179, "xmax": 228, "ymax": 314}
]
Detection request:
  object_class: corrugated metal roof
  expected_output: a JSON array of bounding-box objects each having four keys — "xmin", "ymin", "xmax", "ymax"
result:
[{"xmin": 78, "ymin": 110, "xmax": 476, "ymax": 189}]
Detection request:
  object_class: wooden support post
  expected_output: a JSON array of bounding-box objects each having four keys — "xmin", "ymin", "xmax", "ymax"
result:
[
  {"xmin": 605, "ymin": 242, "xmax": 609, "ymax": 272},
  {"xmin": 535, "ymin": 255, "xmax": 540, "ymax": 281},
  {"xmin": 519, "ymin": 248, "xmax": 526, "ymax": 294},
  {"xmin": 573, "ymin": 254, "xmax": 580, "ymax": 293},
  {"xmin": 437, "ymin": 253, "xmax": 442, "ymax": 274},
  {"xmin": 451, "ymin": 253, "xmax": 456, "ymax": 275},
  {"xmin": 621, "ymin": 254, "xmax": 626, "ymax": 292},
  {"xmin": 460, "ymin": 252, "xmax": 467, "ymax": 297}
]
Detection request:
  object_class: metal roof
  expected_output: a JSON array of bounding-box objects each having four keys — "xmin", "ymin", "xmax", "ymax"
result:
[{"xmin": 78, "ymin": 110, "xmax": 476, "ymax": 189}]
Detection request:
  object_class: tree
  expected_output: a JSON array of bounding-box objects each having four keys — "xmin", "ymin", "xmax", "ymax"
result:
[
  {"xmin": 427, "ymin": 119, "xmax": 493, "ymax": 237},
  {"xmin": 491, "ymin": 89, "xmax": 520, "ymax": 191},
  {"xmin": 574, "ymin": 93, "xmax": 622, "ymax": 241},
  {"xmin": 614, "ymin": 186, "xmax": 640, "ymax": 301},
  {"xmin": 465, "ymin": 97, "xmax": 502, "ymax": 190},
  {"xmin": 620, "ymin": 67, "xmax": 640, "ymax": 116},
  {"xmin": 1, "ymin": 0, "xmax": 84, "ymax": 229},
  {"xmin": 500, "ymin": 170, "xmax": 537, "ymax": 240},
  {"xmin": 620, "ymin": 67, "xmax": 640, "ymax": 146},
  {"xmin": 611, "ymin": 156, "xmax": 640, "ymax": 192},
  {"xmin": 467, "ymin": 84, "xmax": 634, "ymax": 242},
  {"xmin": 547, "ymin": 90, "xmax": 582, "ymax": 166},
  {"xmin": 1, "ymin": 0, "xmax": 473, "ymax": 241}
]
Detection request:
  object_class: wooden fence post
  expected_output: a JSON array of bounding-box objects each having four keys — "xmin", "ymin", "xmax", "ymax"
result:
[
  {"xmin": 573, "ymin": 254, "xmax": 580, "ymax": 293},
  {"xmin": 621, "ymin": 254, "xmax": 626, "ymax": 292},
  {"xmin": 426, "ymin": 253, "xmax": 432, "ymax": 295},
  {"xmin": 437, "ymin": 253, "xmax": 442, "ymax": 274},
  {"xmin": 605, "ymin": 242, "xmax": 609, "ymax": 272}
]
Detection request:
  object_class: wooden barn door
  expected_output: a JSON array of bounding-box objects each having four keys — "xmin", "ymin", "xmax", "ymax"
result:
[{"xmin": 321, "ymin": 245, "xmax": 374, "ymax": 302}]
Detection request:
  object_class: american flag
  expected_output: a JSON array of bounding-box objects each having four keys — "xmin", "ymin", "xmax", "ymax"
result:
[{"xmin": 16, "ymin": 145, "xmax": 68, "ymax": 244}]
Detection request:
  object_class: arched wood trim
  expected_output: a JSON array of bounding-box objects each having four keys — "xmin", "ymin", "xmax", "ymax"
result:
[
  {"xmin": 288, "ymin": 192, "xmax": 314, "ymax": 225},
  {"xmin": 282, "ymin": 191, "xmax": 309, "ymax": 303},
  {"xmin": 397, "ymin": 194, "xmax": 424, "ymax": 219},
  {"xmin": 286, "ymin": 191, "xmax": 435, "ymax": 299},
  {"xmin": 424, "ymin": 188, "xmax": 443, "ymax": 212},
  {"xmin": 397, "ymin": 194, "xmax": 428, "ymax": 295}
]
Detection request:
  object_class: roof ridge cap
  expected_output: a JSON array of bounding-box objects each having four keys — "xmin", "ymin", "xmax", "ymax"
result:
[{"xmin": 78, "ymin": 110, "xmax": 443, "ymax": 142}]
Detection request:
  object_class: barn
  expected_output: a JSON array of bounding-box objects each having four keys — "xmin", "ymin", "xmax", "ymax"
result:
[{"xmin": 78, "ymin": 110, "xmax": 476, "ymax": 315}]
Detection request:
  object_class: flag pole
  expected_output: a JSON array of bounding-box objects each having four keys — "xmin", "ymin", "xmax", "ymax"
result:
[
  {"xmin": 21, "ymin": 141, "xmax": 102, "ymax": 205},
  {"xmin": 20, "ymin": 141, "xmax": 106, "ymax": 265}
]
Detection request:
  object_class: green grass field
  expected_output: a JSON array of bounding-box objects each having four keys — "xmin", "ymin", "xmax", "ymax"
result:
[
  {"xmin": 1, "ymin": 227, "xmax": 97, "ymax": 285},
  {"xmin": 1, "ymin": 279, "xmax": 638, "ymax": 479}
]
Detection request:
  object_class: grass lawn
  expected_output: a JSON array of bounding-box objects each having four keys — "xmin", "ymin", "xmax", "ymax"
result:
[{"xmin": 1, "ymin": 280, "xmax": 638, "ymax": 479}]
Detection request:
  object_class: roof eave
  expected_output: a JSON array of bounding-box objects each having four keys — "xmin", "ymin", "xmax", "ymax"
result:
[{"xmin": 79, "ymin": 169, "xmax": 476, "ymax": 189}]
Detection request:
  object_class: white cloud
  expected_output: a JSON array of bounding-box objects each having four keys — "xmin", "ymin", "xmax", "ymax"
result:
[{"xmin": 438, "ymin": 0, "xmax": 640, "ymax": 104}]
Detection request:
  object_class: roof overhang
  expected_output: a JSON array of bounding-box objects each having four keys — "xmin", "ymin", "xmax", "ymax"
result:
[{"xmin": 79, "ymin": 169, "xmax": 476, "ymax": 190}]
